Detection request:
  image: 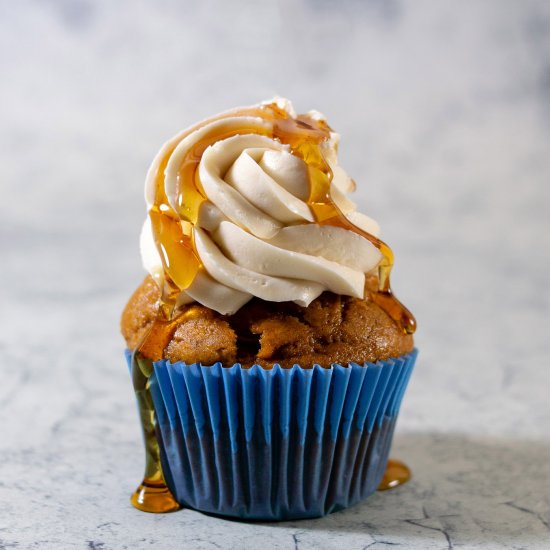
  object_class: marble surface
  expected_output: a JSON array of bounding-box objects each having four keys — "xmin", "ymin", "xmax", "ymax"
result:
[{"xmin": 1, "ymin": 1, "xmax": 550, "ymax": 548}]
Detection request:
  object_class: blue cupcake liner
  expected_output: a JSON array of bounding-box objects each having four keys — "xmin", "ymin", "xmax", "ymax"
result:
[{"xmin": 126, "ymin": 349, "xmax": 417, "ymax": 520}]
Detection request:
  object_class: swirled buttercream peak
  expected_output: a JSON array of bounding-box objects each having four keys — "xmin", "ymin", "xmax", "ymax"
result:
[{"xmin": 141, "ymin": 98, "xmax": 383, "ymax": 315}]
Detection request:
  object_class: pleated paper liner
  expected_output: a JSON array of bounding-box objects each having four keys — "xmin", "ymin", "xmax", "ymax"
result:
[{"xmin": 127, "ymin": 349, "xmax": 417, "ymax": 520}]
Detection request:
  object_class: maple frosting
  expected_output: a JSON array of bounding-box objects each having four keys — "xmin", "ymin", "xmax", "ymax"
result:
[{"xmin": 140, "ymin": 98, "xmax": 385, "ymax": 315}]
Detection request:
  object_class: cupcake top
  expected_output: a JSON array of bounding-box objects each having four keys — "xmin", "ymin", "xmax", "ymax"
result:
[{"xmin": 123, "ymin": 98, "xmax": 415, "ymax": 365}]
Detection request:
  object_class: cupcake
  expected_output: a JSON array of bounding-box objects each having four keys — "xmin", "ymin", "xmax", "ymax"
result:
[{"xmin": 121, "ymin": 98, "xmax": 417, "ymax": 520}]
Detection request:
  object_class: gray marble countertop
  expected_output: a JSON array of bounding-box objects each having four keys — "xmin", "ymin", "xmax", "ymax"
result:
[{"xmin": 1, "ymin": 1, "xmax": 550, "ymax": 548}]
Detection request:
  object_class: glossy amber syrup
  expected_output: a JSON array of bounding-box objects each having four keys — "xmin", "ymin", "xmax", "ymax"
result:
[
  {"xmin": 130, "ymin": 318, "xmax": 181, "ymax": 513},
  {"xmin": 130, "ymin": 103, "xmax": 416, "ymax": 512},
  {"xmin": 378, "ymin": 459, "xmax": 412, "ymax": 490}
]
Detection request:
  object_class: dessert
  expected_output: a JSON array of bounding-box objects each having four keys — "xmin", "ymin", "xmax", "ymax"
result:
[{"xmin": 122, "ymin": 98, "xmax": 417, "ymax": 519}]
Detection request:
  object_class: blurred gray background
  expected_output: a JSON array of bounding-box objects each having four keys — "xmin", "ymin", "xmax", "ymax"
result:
[{"xmin": 1, "ymin": 1, "xmax": 549, "ymax": 548}]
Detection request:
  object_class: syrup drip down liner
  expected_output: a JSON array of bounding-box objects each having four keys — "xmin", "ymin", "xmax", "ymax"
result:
[{"xmin": 127, "ymin": 349, "xmax": 417, "ymax": 520}]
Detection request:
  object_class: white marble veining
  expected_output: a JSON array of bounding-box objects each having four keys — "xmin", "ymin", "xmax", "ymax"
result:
[{"xmin": 1, "ymin": 1, "xmax": 550, "ymax": 548}]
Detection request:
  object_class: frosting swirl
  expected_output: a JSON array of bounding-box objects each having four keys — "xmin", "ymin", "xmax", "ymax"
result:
[{"xmin": 141, "ymin": 98, "xmax": 383, "ymax": 315}]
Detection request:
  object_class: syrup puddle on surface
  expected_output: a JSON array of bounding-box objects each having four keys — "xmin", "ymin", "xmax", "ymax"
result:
[
  {"xmin": 378, "ymin": 459, "xmax": 411, "ymax": 491},
  {"xmin": 131, "ymin": 477, "xmax": 180, "ymax": 513},
  {"xmin": 130, "ymin": 101, "xmax": 416, "ymax": 513}
]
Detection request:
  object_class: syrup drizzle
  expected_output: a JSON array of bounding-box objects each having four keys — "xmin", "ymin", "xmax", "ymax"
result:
[{"xmin": 130, "ymin": 102, "xmax": 415, "ymax": 512}]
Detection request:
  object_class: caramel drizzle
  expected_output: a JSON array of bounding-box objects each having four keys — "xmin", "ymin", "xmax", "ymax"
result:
[{"xmin": 130, "ymin": 102, "xmax": 415, "ymax": 513}]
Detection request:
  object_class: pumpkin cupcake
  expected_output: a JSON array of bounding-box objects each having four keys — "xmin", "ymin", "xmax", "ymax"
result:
[{"xmin": 122, "ymin": 98, "xmax": 417, "ymax": 520}]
